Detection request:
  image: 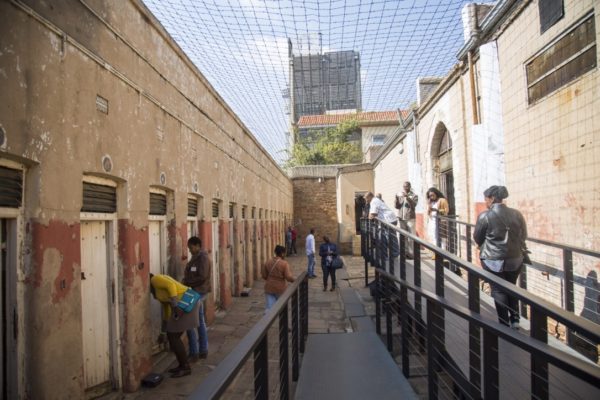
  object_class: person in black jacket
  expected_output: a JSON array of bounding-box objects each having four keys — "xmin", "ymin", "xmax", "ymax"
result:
[
  {"xmin": 319, "ymin": 236, "xmax": 338, "ymax": 292},
  {"xmin": 474, "ymin": 185, "xmax": 528, "ymax": 329}
]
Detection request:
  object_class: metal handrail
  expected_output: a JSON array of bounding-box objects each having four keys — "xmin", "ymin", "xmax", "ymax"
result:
[
  {"xmin": 435, "ymin": 214, "xmax": 600, "ymax": 258},
  {"xmin": 376, "ymin": 267, "xmax": 600, "ymax": 398},
  {"xmin": 433, "ymin": 214, "xmax": 600, "ymax": 345},
  {"xmin": 188, "ymin": 272, "xmax": 309, "ymax": 400},
  {"xmin": 363, "ymin": 217, "xmax": 600, "ymax": 343},
  {"xmin": 361, "ymin": 217, "xmax": 600, "ymax": 399}
]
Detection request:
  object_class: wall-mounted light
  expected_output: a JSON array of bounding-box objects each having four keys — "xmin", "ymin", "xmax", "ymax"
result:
[
  {"xmin": 398, "ymin": 142, "xmax": 404, "ymax": 155},
  {"xmin": 317, "ymin": 177, "xmax": 323, "ymax": 183}
]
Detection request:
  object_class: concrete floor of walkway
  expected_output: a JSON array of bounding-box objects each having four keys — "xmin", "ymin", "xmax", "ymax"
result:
[{"xmin": 117, "ymin": 253, "xmax": 375, "ymax": 400}]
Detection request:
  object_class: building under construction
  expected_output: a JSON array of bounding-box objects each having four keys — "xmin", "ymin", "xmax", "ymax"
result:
[{"xmin": 289, "ymin": 44, "xmax": 362, "ymax": 125}]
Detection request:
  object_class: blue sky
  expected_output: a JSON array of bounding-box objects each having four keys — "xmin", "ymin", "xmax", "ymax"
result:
[{"xmin": 142, "ymin": 0, "xmax": 491, "ymax": 164}]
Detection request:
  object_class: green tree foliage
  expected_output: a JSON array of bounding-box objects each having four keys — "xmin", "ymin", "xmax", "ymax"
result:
[{"xmin": 286, "ymin": 119, "xmax": 362, "ymax": 166}]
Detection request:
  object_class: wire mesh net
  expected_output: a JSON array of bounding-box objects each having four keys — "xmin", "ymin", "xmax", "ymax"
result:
[{"xmin": 141, "ymin": 0, "xmax": 487, "ymax": 164}]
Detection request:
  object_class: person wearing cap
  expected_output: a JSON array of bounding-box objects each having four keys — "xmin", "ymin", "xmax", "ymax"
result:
[{"xmin": 474, "ymin": 185, "xmax": 528, "ymax": 329}]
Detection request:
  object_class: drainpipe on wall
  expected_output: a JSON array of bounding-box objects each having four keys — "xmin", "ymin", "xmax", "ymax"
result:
[{"xmin": 467, "ymin": 51, "xmax": 480, "ymax": 125}]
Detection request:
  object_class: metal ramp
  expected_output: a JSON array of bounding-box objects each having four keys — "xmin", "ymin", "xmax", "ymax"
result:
[{"xmin": 295, "ymin": 332, "xmax": 418, "ymax": 400}]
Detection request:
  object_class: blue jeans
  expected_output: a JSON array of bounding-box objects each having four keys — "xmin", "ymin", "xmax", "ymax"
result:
[
  {"xmin": 307, "ymin": 253, "xmax": 316, "ymax": 276},
  {"xmin": 265, "ymin": 293, "xmax": 279, "ymax": 312},
  {"xmin": 186, "ymin": 295, "xmax": 208, "ymax": 355}
]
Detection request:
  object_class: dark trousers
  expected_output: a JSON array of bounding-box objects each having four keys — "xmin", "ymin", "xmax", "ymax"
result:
[
  {"xmin": 167, "ymin": 331, "xmax": 189, "ymax": 368},
  {"xmin": 483, "ymin": 262, "xmax": 523, "ymax": 326},
  {"xmin": 291, "ymin": 239, "xmax": 297, "ymax": 254},
  {"xmin": 322, "ymin": 265, "xmax": 336, "ymax": 288}
]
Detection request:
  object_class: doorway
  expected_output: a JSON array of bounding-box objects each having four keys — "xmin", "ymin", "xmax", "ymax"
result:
[{"xmin": 432, "ymin": 123, "xmax": 457, "ymax": 254}]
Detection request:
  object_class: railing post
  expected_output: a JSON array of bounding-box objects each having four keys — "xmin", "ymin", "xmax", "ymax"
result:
[
  {"xmin": 400, "ymin": 281, "xmax": 410, "ymax": 378},
  {"xmin": 467, "ymin": 271, "xmax": 481, "ymax": 391},
  {"xmin": 375, "ymin": 269, "xmax": 381, "ymax": 335},
  {"xmin": 563, "ymin": 249, "xmax": 574, "ymax": 345},
  {"xmin": 291, "ymin": 290, "xmax": 299, "ymax": 382},
  {"xmin": 384, "ymin": 278, "xmax": 393, "ymax": 352},
  {"xmin": 482, "ymin": 329, "xmax": 499, "ymax": 400},
  {"xmin": 362, "ymin": 219, "xmax": 369, "ymax": 287},
  {"xmin": 435, "ymin": 215, "xmax": 441, "ymax": 248},
  {"xmin": 299, "ymin": 279, "xmax": 308, "ymax": 354},
  {"xmin": 435, "ymin": 253, "xmax": 444, "ymax": 297},
  {"xmin": 388, "ymin": 225, "xmax": 395, "ymax": 276},
  {"xmin": 278, "ymin": 307, "xmax": 289, "ymax": 400},
  {"xmin": 254, "ymin": 335, "xmax": 269, "ymax": 400},
  {"xmin": 531, "ymin": 307, "xmax": 549, "ymax": 400},
  {"xmin": 466, "ymin": 225, "xmax": 472, "ymax": 263},
  {"xmin": 426, "ymin": 299, "xmax": 440, "ymax": 400},
  {"xmin": 519, "ymin": 268, "xmax": 528, "ymax": 319},
  {"xmin": 413, "ymin": 246, "xmax": 425, "ymax": 350}
]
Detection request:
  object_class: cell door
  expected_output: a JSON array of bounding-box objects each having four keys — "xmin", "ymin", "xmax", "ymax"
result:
[
  {"xmin": 1, "ymin": 219, "xmax": 18, "ymax": 399},
  {"xmin": 187, "ymin": 220, "xmax": 198, "ymax": 261},
  {"xmin": 229, "ymin": 220, "xmax": 235, "ymax": 294},
  {"xmin": 148, "ymin": 220, "xmax": 164, "ymax": 353},
  {"xmin": 211, "ymin": 219, "xmax": 220, "ymax": 305},
  {"xmin": 80, "ymin": 220, "xmax": 111, "ymax": 390}
]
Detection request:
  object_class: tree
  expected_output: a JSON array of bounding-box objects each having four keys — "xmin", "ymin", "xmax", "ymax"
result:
[{"xmin": 286, "ymin": 119, "xmax": 362, "ymax": 167}]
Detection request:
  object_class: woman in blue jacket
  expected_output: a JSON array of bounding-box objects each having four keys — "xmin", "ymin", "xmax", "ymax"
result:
[{"xmin": 319, "ymin": 236, "xmax": 338, "ymax": 291}]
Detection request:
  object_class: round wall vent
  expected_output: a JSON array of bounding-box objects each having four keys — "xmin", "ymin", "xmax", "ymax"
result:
[
  {"xmin": 102, "ymin": 155, "xmax": 113, "ymax": 172},
  {"xmin": 160, "ymin": 172, "xmax": 166, "ymax": 185}
]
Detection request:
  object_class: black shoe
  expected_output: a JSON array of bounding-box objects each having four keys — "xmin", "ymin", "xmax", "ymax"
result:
[
  {"xmin": 199, "ymin": 352, "xmax": 208, "ymax": 359},
  {"xmin": 171, "ymin": 368, "xmax": 191, "ymax": 378},
  {"xmin": 330, "ymin": 286, "xmax": 335, "ymax": 291},
  {"xmin": 168, "ymin": 365, "xmax": 184, "ymax": 373}
]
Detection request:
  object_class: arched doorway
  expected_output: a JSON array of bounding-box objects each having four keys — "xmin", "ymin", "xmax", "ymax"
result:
[
  {"xmin": 431, "ymin": 123, "xmax": 455, "ymax": 214},
  {"xmin": 431, "ymin": 123, "xmax": 457, "ymax": 256}
]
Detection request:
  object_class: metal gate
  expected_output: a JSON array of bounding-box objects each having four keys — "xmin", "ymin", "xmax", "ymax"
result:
[{"xmin": 211, "ymin": 218, "xmax": 220, "ymax": 305}]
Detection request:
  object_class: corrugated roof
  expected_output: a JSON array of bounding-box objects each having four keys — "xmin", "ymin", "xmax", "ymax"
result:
[{"xmin": 297, "ymin": 110, "xmax": 407, "ymax": 127}]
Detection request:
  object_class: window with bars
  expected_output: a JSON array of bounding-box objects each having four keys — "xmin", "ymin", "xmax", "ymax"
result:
[
  {"xmin": 242, "ymin": 206, "xmax": 246, "ymax": 219},
  {"xmin": 229, "ymin": 203, "xmax": 234, "ymax": 219},
  {"xmin": 259, "ymin": 209, "xmax": 263, "ymax": 220},
  {"xmin": 212, "ymin": 202, "xmax": 219, "ymax": 218},
  {"xmin": 187, "ymin": 197, "xmax": 198, "ymax": 217},
  {"xmin": 526, "ymin": 13, "xmax": 596, "ymax": 104},
  {"xmin": 252, "ymin": 207, "xmax": 256, "ymax": 219}
]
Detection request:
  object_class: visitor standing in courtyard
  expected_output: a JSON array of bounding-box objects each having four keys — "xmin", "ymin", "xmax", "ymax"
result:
[
  {"xmin": 262, "ymin": 245, "xmax": 295, "ymax": 311},
  {"xmin": 473, "ymin": 185, "xmax": 528, "ymax": 329},
  {"xmin": 286, "ymin": 226, "xmax": 293, "ymax": 255},
  {"xmin": 291, "ymin": 226, "xmax": 298, "ymax": 254},
  {"xmin": 319, "ymin": 236, "xmax": 339, "ymax": 291},
  {"xmin": 426, "ymin": 187, "xmax": 449, "ymax": 248},
  {"xmin": 306, "ymin": 228, "xmax": 316, "ymax": 278},
  {"xmin": 395, "ymin": 181, "xmax": 418, "ymax": 258},
  {"xmin": 366, "ymin": 191, "xmax": 399, "ymax": 258},
  {"xmin": 182, "ymin": 236, "xmax": 211, "ymax": 363}
]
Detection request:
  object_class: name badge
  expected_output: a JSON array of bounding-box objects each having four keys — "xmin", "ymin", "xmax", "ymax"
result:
[{"xmin": 191, "ymin": 267, "xmax": 197, "ymax": 272}]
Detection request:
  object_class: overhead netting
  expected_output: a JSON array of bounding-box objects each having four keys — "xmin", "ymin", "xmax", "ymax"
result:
[{"xmin": 142, "ymin": 0, "xmax": 486, "ymax": 164}]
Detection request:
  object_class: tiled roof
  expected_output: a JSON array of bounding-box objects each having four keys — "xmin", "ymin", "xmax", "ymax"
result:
[{"xmin": 297, "ymin": 110, "xmax": 407, "ymax": 127}]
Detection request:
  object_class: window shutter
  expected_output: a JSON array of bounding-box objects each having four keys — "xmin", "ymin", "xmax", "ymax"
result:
[
  {"xmin": 149, "ymin": 193, "xmax": 167, "ymax": 215},
  {"xmin": 539, "ymin": 0, "xmax": 564, "ymax": 33},
  {"xmin": 187, "ymin": 198, "xmax": 198, "ymax": 217},
  {"xmin": 0, "ymin": 166, "xmax": 23, "ymax": 208},
  {"xmin": 81, "ymin": 182, "xmax": 116, "ymax": 213}
]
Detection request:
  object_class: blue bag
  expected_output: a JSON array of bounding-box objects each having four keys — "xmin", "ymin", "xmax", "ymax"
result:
[{"xmin": 177, "ymin": 288, "xmax": 201, "ymax": 313}]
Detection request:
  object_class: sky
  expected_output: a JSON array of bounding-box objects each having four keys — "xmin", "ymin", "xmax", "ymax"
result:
[{"xmin": 142, "ymin": 0, "xmax": 491, "ymax": 164}]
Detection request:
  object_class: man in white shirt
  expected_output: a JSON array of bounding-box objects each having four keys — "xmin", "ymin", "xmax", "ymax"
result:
[
  {"xmin": 365, "ymin": 192, "xmax": 400, "ymax": 259},
  {"xmin": 305, "ymin": 228, "xmax": 316, "ymax": 278},
  {"xmin": 366, "ymin": 192, "xmax": 397, "ymax": 224}
]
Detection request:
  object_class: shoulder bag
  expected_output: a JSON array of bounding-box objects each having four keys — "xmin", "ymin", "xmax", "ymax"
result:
[
  {"xmin": 177, "ymin": 288, "xmax": 201, "ymax": 313},
  {"xmin": 331, "ymin": 255, "xmax": 344, "ymax": 269}
]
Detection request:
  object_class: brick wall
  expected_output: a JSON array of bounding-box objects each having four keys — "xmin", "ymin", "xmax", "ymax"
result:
[{"xmin": 293, "ymin": 177, "xmax": 340, "ymax": 254}]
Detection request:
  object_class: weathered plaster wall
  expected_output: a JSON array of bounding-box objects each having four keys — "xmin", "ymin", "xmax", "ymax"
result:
[
  {"xmin": 0, "ymin": 0, "xmax": 292, "ymax": 397},
  {"xmin": 337, "ymin": 168, "xmax": 373, "ymax": 251}
]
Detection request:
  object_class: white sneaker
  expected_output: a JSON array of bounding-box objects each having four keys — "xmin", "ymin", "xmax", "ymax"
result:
[{"xmin": 510, "ymin": 321, "xmax": 520, "ymax": 330}]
